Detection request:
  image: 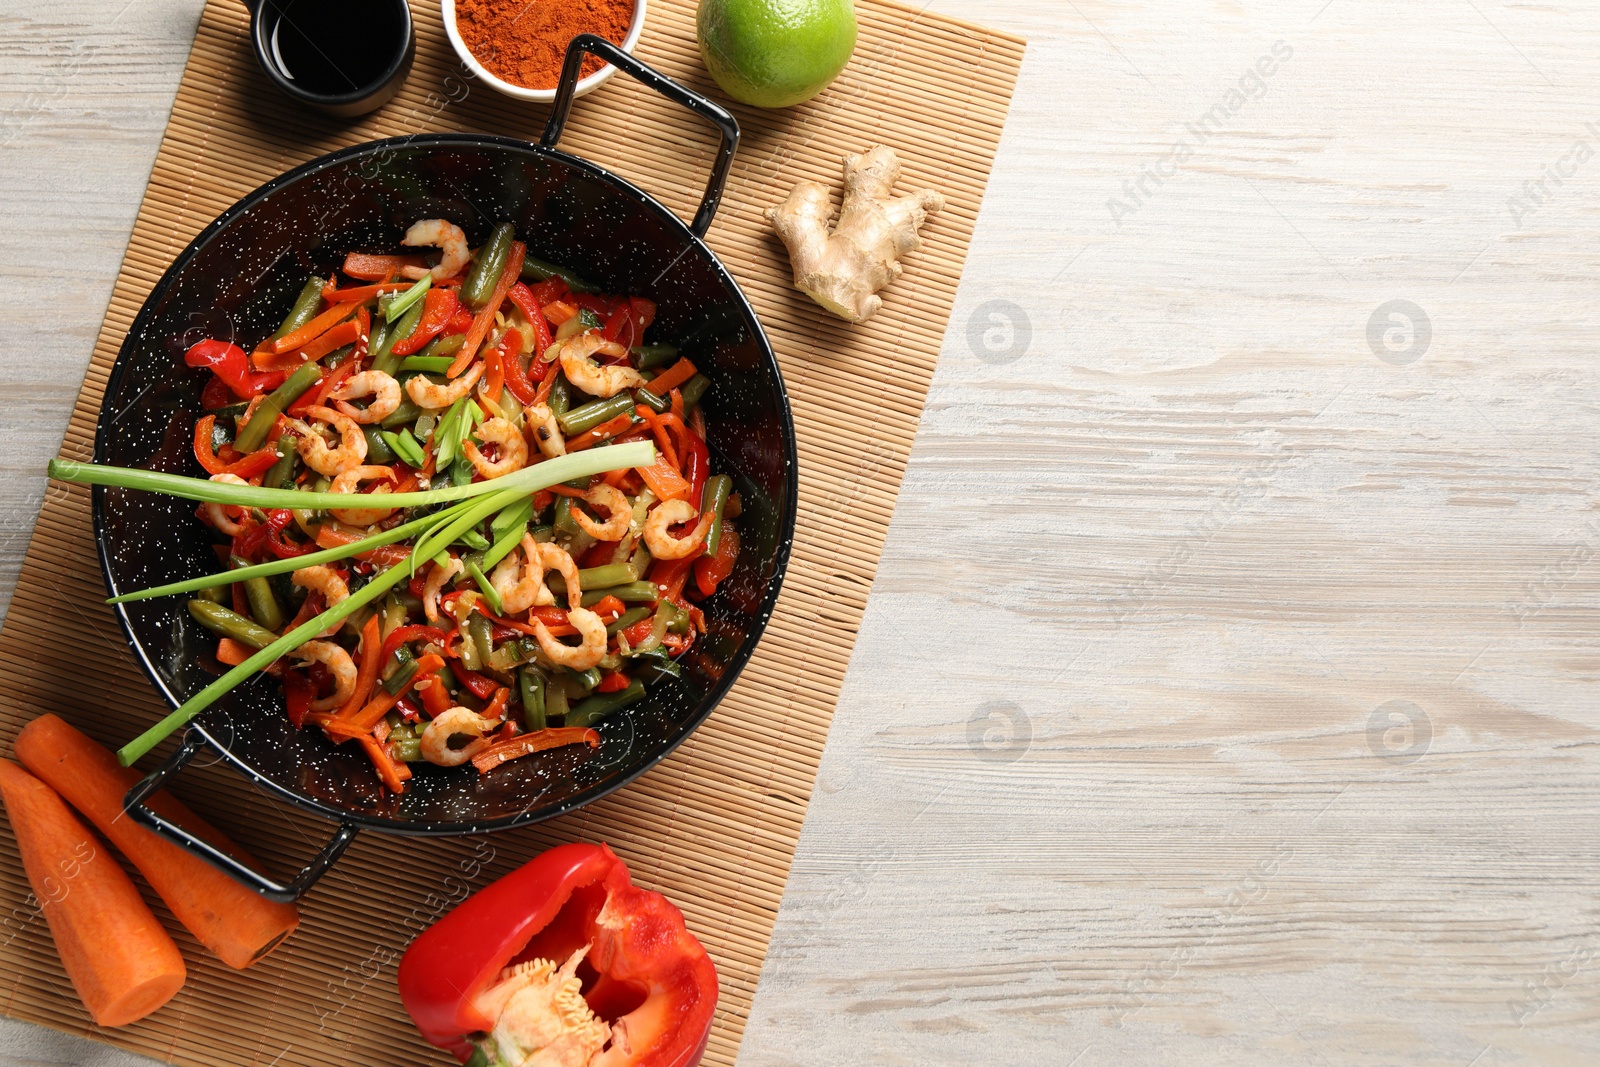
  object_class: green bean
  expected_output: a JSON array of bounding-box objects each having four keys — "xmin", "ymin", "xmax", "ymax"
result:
[
  {"xmin": 398, "ymin": 355, "xmax": 456, "ymax": 375},
  {"xmin": 548, "ymin": 374, "xmax": 572, "ymax": 419},
  {"xmin": 701, "ymin": 474, "xmax": 732, "ymax": 555},
  {"xmin": 381, "ymin": 428, "xmax": 427, "ymax": 469},
  {"xmin": 419, "ymin": 332, "xmax": 467, "ymax": 360},
  {"xmin": 553, "ymin": 496, "xmax": 581, "ymax": 537},
  {"xmin": 579, "ymin": 562, "xmax": 638, "ymax": 589},
  {"xmin": 466, "ymin": 610, "xmax": 495, "ymax": 666},
  {"xmin": 187, "ymin": 599, "xmax": 277, "ymax": 649},
  {"xmin": 521, "ymin": 254, "xmax": 598, "ymax": 294},
  {"xmin": 271, "ymin": 276, "xmax": 325, "ymax": 340},
  {"xmin": 546, "ymin": 682, "xmax": 570, "ymax": 723},
  {"xmin": 559, "ymin": 394, "xmax": 636, "ymax": 436},
  {"xmin": 633, "ymin": 388, "xmax": 668, "ymax": 415},
  {"xmin": 519, "ymin": 667, "xmax": 547, "ymax": 732},
  {"xmin": 463, "ymin": 222, "xmax": 515, "ymax": 308},
  {"xmin": 196, "ymin": 584, "xmax": 229, "ymax": 605},
  {"xmin": 367, "ymin": 317, "xmax": 391, "ymax": 364},
  {"xmin": 379, "ymin": 398, "xmax": 423, "ymax": 429},
  {"xmin": 392, "ymin": 738, "xmax": 422, "ymax": 762},
  {"xmin": 680, "ymin": 373, "xmax": 711, "ymax": 411},
  {"xmin": 264, "ymin": 435, "xmax": 297, "ymax": 491},
  {"xmin": 371, "ymin": 300, "xmax": 425, "ymax": 375},
  {"xmin": 606, "ymin": 606, "xmax": 652, "ymax": 636},
  {"xmin": 632, "ymin": 344, "xmax": 679, "ymax": 370},
  {"xmin": 325, "ymin": 344, "xmax": 356, "ymax": 368},
  {"xmin": 239, "ymin": 564, "xmax": 284, "ymax": 631},
  {"xmin": 383, "ymin": 651, "xmax": 420, "ymax": 695},
  {"xmin": 384, "ymin": 275, "xmax": 431, "ymax": 323},
  {"xmin": 234, "ymin": 361, "xmax": 321, "ymax": 453},
  {"xmin": 628, "ymin": 539, "xmax": 651, "ymax": 578},
  {"xmin": 363, "ymin": 426, "xmax": 395, "ymax": 465},
  {"xmin": 581, "ymin": 581, "xmax": 660, "ymax": 606},
  {"xmin": 566, "ymin": 679, "xmax": 646, "ymax": 728},
  {"xmin": 562, "ymin": 668, "xmax": 602, "ymax": 697}
]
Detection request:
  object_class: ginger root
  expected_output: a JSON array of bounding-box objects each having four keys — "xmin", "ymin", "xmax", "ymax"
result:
[{"xmin": 765, "ymin": 145, "xmax": 945, "ymax": 324}]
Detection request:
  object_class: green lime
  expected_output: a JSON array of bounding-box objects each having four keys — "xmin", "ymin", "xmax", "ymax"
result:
[{"xmin": 697, "ymin": 0, "xmax": 858, "ymax": 109}]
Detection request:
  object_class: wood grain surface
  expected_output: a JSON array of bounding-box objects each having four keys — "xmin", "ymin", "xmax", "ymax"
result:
[{"xmin": 4, "ymin": 0, "xmax": 1599, "ymax": 1065}]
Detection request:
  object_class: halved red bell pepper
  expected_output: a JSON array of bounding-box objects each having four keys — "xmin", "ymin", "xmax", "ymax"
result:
[{"xmin": 398, "ymin": 842, "xmax": 717, "ymax": 1067}]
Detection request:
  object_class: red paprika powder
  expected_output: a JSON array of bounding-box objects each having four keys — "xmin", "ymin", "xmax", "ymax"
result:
[{"xmin": 454, "ymin": 0, "xmax": 636, "ymax": 91}]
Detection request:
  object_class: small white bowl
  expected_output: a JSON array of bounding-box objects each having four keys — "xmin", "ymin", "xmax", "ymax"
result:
[{"xmin": 441, "ymin": 0, "xmax": 647, "ymax": 104}]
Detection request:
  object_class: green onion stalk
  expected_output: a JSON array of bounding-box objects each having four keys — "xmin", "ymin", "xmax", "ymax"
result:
[{"xmin": 46, "ymin": 443, "xmax": 654, "ymax": 765}]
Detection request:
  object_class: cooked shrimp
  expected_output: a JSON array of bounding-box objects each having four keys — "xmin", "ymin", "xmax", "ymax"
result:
[
  {"xmin": 423, "ymin": 555, "xmax": 461, "ymax": 624},
  {"xmin": 461, "ymin": 417, "xmax": 528, "ymax": 479},
  {"xmin": 294, "ymin": 406, "xmax": 368, "ymax": 477},
  {"xmin": 556, "ymin": 332, "xmax": 646, "ymax": 399},
  {"xmin": 328, "ymin": 465, "xmax": 398, "ymax": 527},
  {"xmin": 329, "ymin": 370, "xmax": 401, "ymax": 425},
  {"xmin": 292, "ymin": 565, "xmax": 350, "ymax": 637},
  {"xmin": 491, "ymin": 535, "xmax": 548, "ymax": 615},
  {"xmin": 418, "ymin": 707, "xmax": 496, "ymax": 767},
  {"xmin": 533, "ymin": 608, "xmax": 607, "ymax": 671},
  {"xmin": 406, "ymin": 362, "xmax": 483, "ymax": 410},
  {"xmin": 642, "ymin": 497, "xmax": 712, "ymax": 560},
  {"xmin": 289, "ymin": 640, "xmax": 357, "ymax": 713},
  {"xmin": 571, "ymin": 484, "xmax": 632, "ymax": 542},
  {"xmin": 204, "ymin": 473, "xmax": 249, "ymax": 536},
  {"xmin": 525, "ymin": 402, "xmax": 565, "ymax": 459},
  {"xmin": 539, "ymin": 542, "xmax": 582, "ymax": 609},
  {"xmin": 401, "ymin": 219, "xmax": 471, "ymax": 281}
]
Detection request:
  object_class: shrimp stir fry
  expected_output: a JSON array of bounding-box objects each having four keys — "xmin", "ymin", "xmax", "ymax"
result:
[{"xmin": 182, "ymin": 223, "xmax": 746, "ymax": 794}]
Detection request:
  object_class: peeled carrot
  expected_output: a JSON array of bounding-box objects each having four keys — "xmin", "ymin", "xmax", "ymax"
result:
[
  {"xmin": 0, "ymin": 759, "xmax": 185, "ymax": 1026},
  {"xmin": 14, "ymin": 715, "xmax": 299, "ymax": 970}
]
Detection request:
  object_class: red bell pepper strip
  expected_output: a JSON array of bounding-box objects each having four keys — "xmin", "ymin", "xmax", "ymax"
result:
[
  {"xmin": 379, "ymin": 624, "xmax": 453, "ymax": 669},
  {"xmin": 602, "ymin": 303, "xmax": 636, "ymax": 349},
  {"xmin": 444, "ymin": 307, "xmax": 475, "ymax": 336},
  {"xmin": 192, "ymin": 416, "xmax": 279, "ymax": 478},
  {"xmin": 648, "ymin": 556, "xmax": 700, "ymax": 604},
  {"xmin": 500, "ymin": 332, "xmax": 541, "ymax": 404},
  {"xmin": 679, "ymin": 430, "xmax": 710, "ymax": 508},
  {"xmin": 390, "ymin": 288, "xmax": 461, "ymax": 357},
  {"xmin": 595, "ymin": 671, "xmax": 630, "ymax": 694},
  {"xmin": 693, "ymin": 523, "xmax": 739, "ymax": 597},
  {"xmin": 619, "ymin": 617, "xmax": 654, "ymax": 647},
  {"xmin": 398, "ymin": 842, "xmax": 717, "ymax": 1066},
  {"xmin": 522, "ymin": 277, "xmax": 568, "ymax": 308},
  {"xmin": 283, "ymin": 670, "xmax": 315, "ymax": 728},
  {"xmin": 184, "ymin": 339, "xmax": 282, "ymax": 399},
  {"xmin": 453, "ymin": 666, "xmax": 499, "ymax": 702},
  {"xmin": 628, "ymin": 296, "xmax": 657, "ymax": 331}
]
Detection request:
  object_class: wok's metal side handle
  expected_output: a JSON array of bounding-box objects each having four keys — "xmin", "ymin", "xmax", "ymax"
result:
[
  {"xmin": 123, "ymin": 728, "xmax": 360, "ymax": 903},
  {"xmin": 542, "ymin": 33, "xmax": 740, "ymax": 239}
]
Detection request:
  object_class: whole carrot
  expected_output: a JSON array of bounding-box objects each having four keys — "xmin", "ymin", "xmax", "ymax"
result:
[
  {"xmin": 0, "ymin": 759, "xmax": 185, "ymax": 1027},
  {"xmin": 15, "ymin": 715, "xmax": 299, "ymax": 969}
]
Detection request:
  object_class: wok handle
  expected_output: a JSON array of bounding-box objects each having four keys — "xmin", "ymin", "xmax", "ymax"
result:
[
  {"xmin": 123, "ymin": 728, "xmax": 360, "ymax": 903},
  {"xmin": 542, "ymin": 34, "xmax": 740, "ymax": 239}
]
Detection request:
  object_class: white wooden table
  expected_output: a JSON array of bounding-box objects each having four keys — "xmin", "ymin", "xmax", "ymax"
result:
[{"xmin": 5, "ymin": 0, "xmax": 1600, "ymax": 1063}]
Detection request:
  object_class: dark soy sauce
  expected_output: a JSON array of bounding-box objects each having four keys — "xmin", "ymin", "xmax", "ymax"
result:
[{"xmin": 263, "ymin": 0, "xmax": 405, "ymax": 97}]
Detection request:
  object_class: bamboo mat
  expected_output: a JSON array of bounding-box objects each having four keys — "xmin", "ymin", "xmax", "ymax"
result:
[{"xmin": 0, "ymin": 0, "xmax": 1023, "ymax": 1063}]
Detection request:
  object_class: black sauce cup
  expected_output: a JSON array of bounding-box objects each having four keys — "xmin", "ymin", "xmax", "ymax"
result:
[{"xmin": 245, "ymin": 0, "xmax": 416, "ymax": 117}]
